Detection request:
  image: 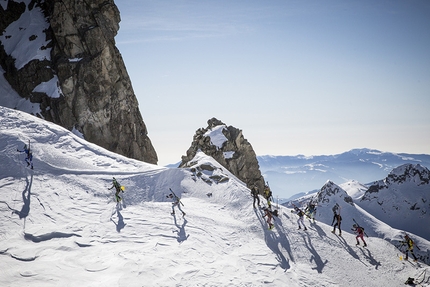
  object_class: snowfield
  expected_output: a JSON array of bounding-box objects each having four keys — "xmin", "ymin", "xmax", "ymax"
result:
[{"xmin": 1, "ymin": 106, "xmax": 429, "ymax": 286}]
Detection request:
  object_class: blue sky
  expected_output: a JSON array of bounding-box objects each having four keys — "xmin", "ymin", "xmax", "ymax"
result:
[{"xmin": 114, "ymin": 0, "xmax": 430, "ymax": 166}]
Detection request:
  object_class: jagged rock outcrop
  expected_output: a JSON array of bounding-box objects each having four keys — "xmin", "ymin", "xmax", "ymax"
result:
[
  {"xmin": 0, "ymin": 0, "xmax": 157, "ymax": 164},
  {"xmin": 179, "ymin": 117, "xmax": 265, "ymax": 191},
  {"xmin": 362, "ymin": 164, "xmax": 430, "ymax": 201}
]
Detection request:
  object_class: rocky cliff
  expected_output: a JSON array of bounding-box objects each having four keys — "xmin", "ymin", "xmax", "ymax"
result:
[
  {"xmin": 179, "ymin": 117, "xmax": 265, "ymax": 191},
  {"xmin": 0, "ymin": 0, "xmax": 157, "ymax": 164}
]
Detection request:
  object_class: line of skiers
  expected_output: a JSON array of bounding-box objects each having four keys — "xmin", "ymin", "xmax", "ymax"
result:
[
  {"xmin": 252, "ymin": 184, "xmax": 278, "ymax": 230},
  {"xmin": 252, "ymin": 187, "xmax": 421, "ymax": 262},
  {"xmin": 108, "ymin": 177, "xmax": 186, "ymax": 217}
]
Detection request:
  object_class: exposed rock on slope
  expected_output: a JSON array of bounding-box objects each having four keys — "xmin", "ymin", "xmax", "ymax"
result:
[
  {"xmin": 0, "ymin": 0, "xmax": 157, "ymax": 164},
  {"xmin": 180, "ymin": 118, "xmax": 265, "ymax": 191}
]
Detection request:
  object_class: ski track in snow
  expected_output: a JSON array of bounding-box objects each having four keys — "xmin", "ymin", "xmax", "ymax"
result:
[{"xmin": 1, "ymin": 107, "xmax": 430, "ymax": 286}]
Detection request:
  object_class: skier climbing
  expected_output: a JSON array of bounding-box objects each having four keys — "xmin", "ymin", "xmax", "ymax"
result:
[
  {"xmin": 331, "ymin": 213, "xmax": 342, "ymax": 236},
  {"xmin": 251, "ymin": 186, "xmax": 260, "ymax": 209},
  {"xmin": 108, "ymin": 177, "xmax": 124, "ymax": 202},
  {"xmin": 352, "ymin": 224, "xmax": 367, "ymax": 247},
  {"xmin": 294, "ymin": 206, "xmax": 307, "ymax": 231},
  {"xmin": 263, "ymin": 207, "xmax": 274, "ymax": 230},
  {"xmin": 263, "ymin": 183, "xmax": 273, "ymax": 208},
  {"xmin": 400, "ymin": 234, "xmax": 418, "ymax": 262},
  {"xmin": 305, "ymin": 201, "xmax": 317, "ymax": 223},
  {"xmin": 167, "ymin": 192, "xmax": 185, "ymax": 216},
  {"xmin": 17, "ymin": 143, "xmax": 33, "ymax": 169}
]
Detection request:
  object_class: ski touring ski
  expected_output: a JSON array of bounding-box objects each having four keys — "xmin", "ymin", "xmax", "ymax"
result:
[
  {"xmin": 169, "ymin": 188, "xmax": 184, "ymax": 206},
  {"xmin": 352, "ymin": 218, "xmax": 368, "ymax": 237}
]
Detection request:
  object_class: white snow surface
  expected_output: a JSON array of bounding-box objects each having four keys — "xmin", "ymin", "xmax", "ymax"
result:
[
  {"xmin": 0, "ymin": 0, "xmax": 51, "ymax": 69},
  {"xmin": 0, "ymin": 67, "xmax": 42, "ymax": 116},
  {"xmin": 204, "ymin": 125, "xmax": 227, "ymax": 149},
  {"xmin": 0, "ymin": 0, "xmax": 61, "ymax": 115},
  {"xmin": 32, "ymin": 75, "xmax": 63, "ymax": 99},
  {"xmin": 1, "ymin": 106, "xmax": 430, "ymax": 287}
]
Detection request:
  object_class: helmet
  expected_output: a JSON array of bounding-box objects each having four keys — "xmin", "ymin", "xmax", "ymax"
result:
[{"xmin": 353, "ymin": 224, "xmax": 357, "ymax": 228}]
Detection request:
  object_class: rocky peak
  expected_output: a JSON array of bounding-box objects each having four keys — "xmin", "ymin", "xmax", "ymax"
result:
[
  {"xmin": 386, "ymin": 163, "xmax": 430, "ymax": 185},
  {"xmin": 362, "ymin": 163, "xmax": 430, "ymax": 200},
  {"xmin": 179, "ymin": 117, "xmax": 265, "ymax": 191},
  {"xmin": 0, "ymin": 0, "xmax": 157, "ymax": 164},
  {"xmin": 316, "ymin": 180, "xmax": 354, "ymax": 206}
]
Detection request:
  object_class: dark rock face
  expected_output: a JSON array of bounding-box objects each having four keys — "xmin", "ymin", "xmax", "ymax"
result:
[
  {"xmin": 361, "ymin": 164, "xmax": 430, "ymax": 201},
  {"xmin": 180, "ymin": 117, "xmax": 265, "ymax": 191},
  {"xmin": 0, "ymin": 0, "xmax": 157, "ymax": 164},
  {"xmin": 316, "ymin": 180, "xmax": 354, "ymax": 206}
]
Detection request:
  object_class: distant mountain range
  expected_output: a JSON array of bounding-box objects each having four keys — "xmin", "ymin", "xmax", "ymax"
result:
[
  {"xmin": 257, "ymin": 149, "xmax": 430, "ymax": 199},
  {"xmin": 284, "ymin": 163, "xmax": 430, "ymax": 242}
]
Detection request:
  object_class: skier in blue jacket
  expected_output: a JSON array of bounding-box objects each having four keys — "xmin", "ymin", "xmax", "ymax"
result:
[{"xmin": 17, "ymin": 144, "xmax": 33, "ymax": 169}]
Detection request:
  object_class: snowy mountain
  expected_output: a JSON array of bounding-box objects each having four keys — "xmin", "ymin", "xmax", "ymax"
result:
[
  {"xmin": 1, "ymin": 106, "xmax": 430, "ymax": 286},
  {"xmin": 258, "ymin": 150, "xmax": 430, "ymax": 199},
  {"xmin": 359, "ymin": 164, "xmax": 430, "ymax": 240},
  {"xmin": 287, "ymin": 177, "xmax": 430, "ymax": 262}
]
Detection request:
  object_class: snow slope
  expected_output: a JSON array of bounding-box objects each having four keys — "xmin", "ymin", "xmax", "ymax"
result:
[{"xmin": 1, "ymin": 106, "xmax": 429, "ymax": 287}]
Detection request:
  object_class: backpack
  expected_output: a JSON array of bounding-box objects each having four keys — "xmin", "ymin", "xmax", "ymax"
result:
[{"xmin": 332, "ymin": 204, "xmax": 339, "ymax": 214}]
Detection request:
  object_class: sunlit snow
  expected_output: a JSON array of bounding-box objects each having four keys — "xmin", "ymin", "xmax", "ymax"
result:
[{"xmin": 1, "ymin": 106, "xmax": 429, "ymax": 286}]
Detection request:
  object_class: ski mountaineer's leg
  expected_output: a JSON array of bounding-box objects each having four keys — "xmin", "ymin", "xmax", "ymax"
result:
[
  {"xmin": 171, "ymin": 202, "xmax": 176, "ymax": 215},
  {"xmin": 115, "ymin": 190, "xmax": 121, "ymax": 202},
  {"xmin": 359, "ymin": 234, "xmax": 366, "ymax": 246},
  {"xmin": 410, "ymin": 248, "xmax": 417, "ymax": 261},
  {"xmin": 177, "ymin": 202, "xmax": 186, "ymax": 216},
  {"xmin": 298, "ymin": 217, "xmax": 307, "ymax": 230},
  {"xmin": 356, "ymin": 235, "xmax": 360, "ymax": 245}
]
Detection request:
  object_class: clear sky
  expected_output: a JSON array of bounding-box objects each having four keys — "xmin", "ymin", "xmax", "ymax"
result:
[{"xmin": 114, "ymin": 0, "xmax": 430, "ymax": 166}]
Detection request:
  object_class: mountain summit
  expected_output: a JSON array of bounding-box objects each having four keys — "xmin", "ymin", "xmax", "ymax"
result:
[{"xmin": 180, "ymin": 117, "xmax": 265, "ymax": 191}]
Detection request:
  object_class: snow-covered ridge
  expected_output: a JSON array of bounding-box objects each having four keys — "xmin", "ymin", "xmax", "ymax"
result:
[{"xmin": 1, "ymin": 106, "xmax": 429, "ymax": 286}]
